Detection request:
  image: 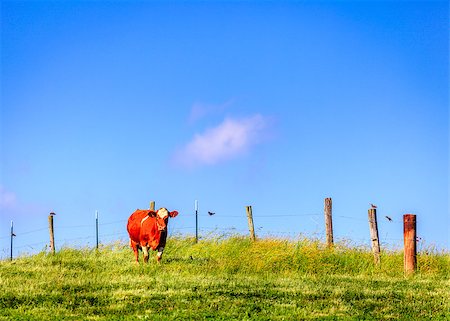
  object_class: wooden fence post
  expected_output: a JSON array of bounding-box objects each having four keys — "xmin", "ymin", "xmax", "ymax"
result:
[
  {"xmin": 324, "ymin": 198, "xmax": 333, "ymax": 247},
  {"xmin": 245, "ymin": 206, "xmax": 256, "ymax": 241},
  {"xmin": 48, "ymin": 212, "xmax": 56, "ymax": 255},
  {"xmin": 403, "ymin": 214, "xmax": 417, "ymax": 275},
  {"xmin": 150, "ymin": 201, "xmax": 155, "ymax": 211},
  {"xmin": 368, "ymin": 208, "xmax": 381, "ymax": 265}
]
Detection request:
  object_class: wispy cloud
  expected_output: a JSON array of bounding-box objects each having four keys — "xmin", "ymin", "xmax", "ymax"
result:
[
  {"xmin": 0, "ymin": 186, "xmax": 49, "ymax": 219},
  {"xmin": 0, "ymin": 186, "xmax": 17, "ymax": 209},
  {"xmin": 188, "ymin": 100, "xmax": 234, "ymax": 124},
  {"xmin": 174, "ymin": 114, "xmax": 270, "ymax": 168}
]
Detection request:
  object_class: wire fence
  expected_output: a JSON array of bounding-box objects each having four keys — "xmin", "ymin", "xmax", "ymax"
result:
[{"xmin": 0, "ymin": 208, "xmax": 412, "ymax": 261}]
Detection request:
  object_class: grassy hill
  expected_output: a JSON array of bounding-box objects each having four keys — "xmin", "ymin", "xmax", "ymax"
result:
[{"xmin": 1, "ymin": 236, "xmax": 449, "ymax": 320}]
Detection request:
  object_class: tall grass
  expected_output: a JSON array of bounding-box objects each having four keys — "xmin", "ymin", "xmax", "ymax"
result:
[
  {"xmin": 166, "ymin": 236, "xmax": 449, "ymax": 277},
  {"xmin": 1, "ymin": 236, "xmax": 449, "ymax": 320}
]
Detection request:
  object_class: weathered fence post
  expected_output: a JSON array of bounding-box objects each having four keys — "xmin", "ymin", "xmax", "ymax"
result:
[
  {"xmin": 48, "ymin": 212, "xmax": 56, "ymax": 254},
  {"xmin": 324, "ymin": 198, "xmax": 333, "ymax": 247},
  {"xmin": 150, "ymin": 201, "xmax": 155, "ymax": 211},
  {"xmin": 245, "ymin": 206, "xmax": 256, "ymax": 241},
  {"xmin": 403, "ymin": 214, "xmax": 417, "ymax": 275},
  {"xmin": 10, "ymin": 221, "xmax": 15, "ymax": 261},
  {"xmin": 195, "ymin": 200, "xmax": 199, "ymax": 243},
  {"xmin": 368, "ymin": 208, "xmax": 381, "ymax": 266},
  {"xmin": 95, "ymin": 210, "xmax": 99, "ymax": 250}
]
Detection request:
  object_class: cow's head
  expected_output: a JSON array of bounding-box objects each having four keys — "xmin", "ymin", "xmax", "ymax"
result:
[{"xmin": 150, "ymin": 207, "xmax": 179, "ymax": 232}]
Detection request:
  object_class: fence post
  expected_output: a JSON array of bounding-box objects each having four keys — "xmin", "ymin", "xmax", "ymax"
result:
[
  {"xmin": 48, "ymin": 212, "xmax": 56, "ymax": 255},
  {"xmin": 150, "ymin": 201, "xmax": 155, "ymax": 211},
  {"xmin": 195, "ymin": 200, "xmax": 198, "ymax": 243},
  {"xmin": 368, "ymin": 208, "xmax": 381, "ymax": 266},
  {"xmin": 10, "ymin": 221, "xmax": 15, "ymax": 261},
  {"xmin": 95, "ymin": 210, "xmax": 99, "ymax": 250},
  {"xmin": 403, "ymin": 214, "xmax": 417, "ymax": 275},
  {"xmin": 324, "ymin": 198, "xmax": 333, "ymax": 247},
  {"xmin": 245, "ymin": 206, "xmax": 256, "ymax": 241}
]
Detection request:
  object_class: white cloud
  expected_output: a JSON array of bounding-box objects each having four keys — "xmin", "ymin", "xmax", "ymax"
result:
[
  {"xmin": 188, "ymin": 100, "xmax": 234, "ymax": 124},
  {"xmin": 174, "ymin": 114, "xmax": 269, "ymax": 168},
  {"xmin": 0, "ymin": 186, "xmax": 17, "ymax": 209}
]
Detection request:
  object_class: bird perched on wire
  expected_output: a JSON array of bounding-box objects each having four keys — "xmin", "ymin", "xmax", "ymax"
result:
[
  {"xmin": 208, "ymin": 211, "xmax": 216, "ymax": 216},
  {"xmin": 385, "ymin": 216, "xmax": 393, "ymax": 222},
  {"xmin": 370, "ymin": 203, "xmax": 377, "ymax": 209}
]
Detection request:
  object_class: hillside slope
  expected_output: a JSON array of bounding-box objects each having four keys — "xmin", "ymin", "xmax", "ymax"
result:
[{"xmin": 1, "ymin": 237, "xmax": 449, "ymax": 320}]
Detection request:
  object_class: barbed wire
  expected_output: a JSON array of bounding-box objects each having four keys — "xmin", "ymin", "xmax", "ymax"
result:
[
  {"xmin": 99, "ymin": 219, "xmax": 127, "ymax": 226},
  {"xmin": 0, "ymin": 212, "xmax": 406, "ymax": 240},
  {"xmin": 185, "ymin": 213, "xmax": 321, "ymax": 218},
  {"xmin": 0, "ymin": 234, "xmax": 408, "ymax": 254},
  {"xmin": 15, "ymin": 227, "xmax": 49, "ymax": 236},
  {"xmin": 15, "ymin": 241, "xmax": 48, "ymax": 250},
  {"xmin": 0, "ymin": 219, "xmax": 129, "ymax": 240},
  {"xmin": 0, "ymin": 234, "xmax": 426, "ymax": 260},
  {"xmin": 0, "ymin": 211, "xmax": 427, "ymax": 259},
  {"xmin": 58, "ymin": 224, "xmax": 93, "ymax": 229}
]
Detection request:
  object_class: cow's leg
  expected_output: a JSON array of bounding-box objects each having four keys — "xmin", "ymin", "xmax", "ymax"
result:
[
  {"xmin": 156, "ymin": 246, "xmax": 164, "ymax": 263},
  {"xmin": 142, "ymin": 246, "xmax": 149, "ymax": 263},
  {"xmin": 130, "ymin": 239, "xmax": 140, "ymax": 263},
  {"xmin": 157, "ymin": 232, "xmax": 167, "ymax": 263}
]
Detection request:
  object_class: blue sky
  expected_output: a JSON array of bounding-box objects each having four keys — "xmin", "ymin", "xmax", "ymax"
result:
[{"xmin": 1, "ymin": 1, "xmax": 448, "ymax": 258}]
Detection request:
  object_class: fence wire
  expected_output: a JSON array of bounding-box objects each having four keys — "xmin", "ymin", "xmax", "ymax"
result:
[{"xmin": 0, "ymin": 210, "xmax": 415, "ymax": 260}]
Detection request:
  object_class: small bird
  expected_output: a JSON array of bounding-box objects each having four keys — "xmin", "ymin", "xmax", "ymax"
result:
[
  {"xmin": 208, "ymin": 211, "xmax": 216, "ymax": 216},
  {"xmin": 385, "ymin": 216, "xmax": 393, "ymax": 222},
  {"xmin": 370, "ymin": 203, "xmax": 377, "ymax": 209}
]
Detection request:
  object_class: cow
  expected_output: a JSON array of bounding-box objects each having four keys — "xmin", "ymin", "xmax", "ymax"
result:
[{"xmin": 127, "ymin": 207, "xmax": 179, "ymax": 263}]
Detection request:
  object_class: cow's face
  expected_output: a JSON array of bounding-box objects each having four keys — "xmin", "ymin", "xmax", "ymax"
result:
[{"xmin": 154, "ymin": 208, "xmax": 179, "ymax": 232}]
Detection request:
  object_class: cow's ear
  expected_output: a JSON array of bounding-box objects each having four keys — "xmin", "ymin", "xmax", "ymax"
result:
[
  {"xmin": 169, "ymin": 211, "xmax": 179, "ymax": 218},
  {"xmin": 148, "ymin": 210, "xmax": 157, "ymax": 217}
]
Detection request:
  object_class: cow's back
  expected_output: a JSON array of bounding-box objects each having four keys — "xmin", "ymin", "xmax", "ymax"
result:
[{"xmin": 127, "ymin": 210, "xmax": 150, "ymax": 243}]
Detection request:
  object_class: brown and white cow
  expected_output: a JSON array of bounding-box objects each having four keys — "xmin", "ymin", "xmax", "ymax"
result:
[{"xmin": 126, "ymin": 208, "xmax": 178, "ymax": 263}]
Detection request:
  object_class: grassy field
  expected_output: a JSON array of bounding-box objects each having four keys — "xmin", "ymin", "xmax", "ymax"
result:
[{"xmin": 1, "ymin": 236, "xmax": 449, "ymax": 320}]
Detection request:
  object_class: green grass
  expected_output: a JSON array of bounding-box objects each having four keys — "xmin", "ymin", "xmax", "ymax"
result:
[{"xmin": 1, "ymin": 236, "xmax": 449, "ymax": 320}]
